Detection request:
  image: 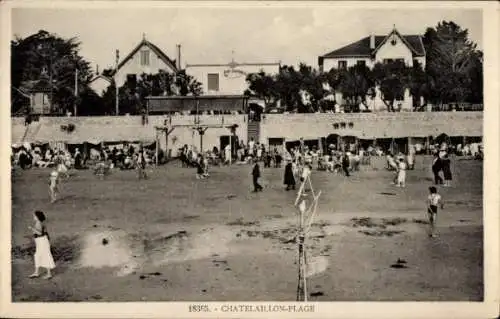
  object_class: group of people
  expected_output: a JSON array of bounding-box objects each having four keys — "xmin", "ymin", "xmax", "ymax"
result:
[{"xmin": 19, "ymin": 135, "xmax": 480, "ymax": 282}]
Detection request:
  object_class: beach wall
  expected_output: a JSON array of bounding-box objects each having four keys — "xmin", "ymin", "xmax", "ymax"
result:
[
  {"xmin": 11, "ymin": 115, "xmax": 247, "ymax": 155},
  {"xmin": 259, "ymin": 112, "xmax": 483, "ymax": 143},
  {"xmin": 11, "ymin": 112, "xmax": 483, "ymax": 154}
]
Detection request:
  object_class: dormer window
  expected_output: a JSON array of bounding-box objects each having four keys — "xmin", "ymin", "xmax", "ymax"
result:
[{"xmin": 140, "ymin": 50, "xmax": 150, "ymax": 66}]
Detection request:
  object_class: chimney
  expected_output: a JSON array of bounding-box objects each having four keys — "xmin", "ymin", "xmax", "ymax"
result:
[
  {"xmin": 177, "ymin": 44, "xmax": 182, "ymax": 70},
  {"xmin": 96, "ymin": 64, "xmax": 100, "ymax": 75},
  {"xmin": 370, "ymin": 34, "xmax": 375, "ymax": 50}
]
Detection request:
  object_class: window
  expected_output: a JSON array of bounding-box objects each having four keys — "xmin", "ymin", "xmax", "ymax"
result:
[
  {"xmin": 383, "ymin": 59, "xmax": 393, "ymax": 64},
  {"xmin": 395, "ymin": 58, "xmax": 405, "ymax": 64},
  {"xmin": 356, "ymin": 60, "xmax": 366, "ymax": 67},
  {"xmin": 140, "ymin": 50, "xmax": 150, "ymax": 66},
  {"xmin": 207, "ymin": 73, "xmax": 219, "ymax": 91},
  {"xmin": 338, "ymin": 60, "xmax": 347, "ymax": 70}
]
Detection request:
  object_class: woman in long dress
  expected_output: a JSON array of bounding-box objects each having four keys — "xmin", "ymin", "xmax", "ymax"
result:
[
  {"xmin": 284, "ymin": 160, "xmax": 296, "ymax": 191},
  {"xmin": 442, "ymin": 153, "xmax": 452, "ymax": 187},
  {"xmin": 28, "ymin": 211, "xmax": 56, "ymax": 279},
  {"xmin": 48, "ymin": 171, "xmax": 59, "ymax": 203}
]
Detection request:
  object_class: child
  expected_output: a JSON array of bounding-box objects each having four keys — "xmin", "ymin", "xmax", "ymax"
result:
[
  {"xmin": 48, "ymin": 171, "xmax": 59, "ymax": 203},
  {"xmin": 397, "ymin": 158, "xmax": 407, "ymax": 187},
  {"xmin": 28, "ymin": 211, "xmax": 56, "ymax": 279},
  {"xmin": 427, "ymin": 186, "xmax": 444, "ymax": 237}
]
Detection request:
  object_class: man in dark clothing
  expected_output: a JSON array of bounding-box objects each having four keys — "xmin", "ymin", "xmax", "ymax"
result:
[
  {"xmin": 283, "ymin": 160, "xmax": 296, "ymax": 191},
  {"xmin": 342, "ymin": 153, "xmax": 350, "ymax": 176},
  {"xmin": 432, "ymin": 153, "xmax": 443, "ymax": 185},
  {"xmin": 252, "ymin": 162, "xmax": 263, "ymax": 192}
]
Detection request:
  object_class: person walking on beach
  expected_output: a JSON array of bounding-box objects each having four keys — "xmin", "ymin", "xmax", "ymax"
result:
[
  {"xmin": 432, "ymin": 153, "xmax": 443, "ymax": 185},
  {"xmin": 137, "ymin": 149, "xmax": 147, "ymax": 180},
  {"xmin": 284, "ymin": 160, "xmax": 296, "ymax": 191},
  {"xmin": 427, "ymin": 186, "xmax": 444, "ymax": 238},
  {"xmin": 28, "ymin": 211, "xmax": 56, "ymax": 279},
  {"xmin": 48, "ymin": 171, "xmax": 59, "ymax": 203},
  {"xmin": 442, "ymin": 153, "xmax": 452, "ymax": 187},
  {"xmin": 252, "ymin": 162, "xmax": 263, "ymax": 192},
  {"xmin": 396, "ymin": 158, "xmax": 407, "ymax": 187},
  {"xmin": 341, "ymin": 152, "xmax": 350, "ymax": 177}
]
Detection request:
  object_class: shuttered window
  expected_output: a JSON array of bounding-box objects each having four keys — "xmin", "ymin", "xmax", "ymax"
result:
[
  {"xmin": 207, "ymin": 73, "xmax": 219, "ymax": 91},
  {"xmin": 140, "ymin": 50, "xmax": 150, "ymax": 66}
]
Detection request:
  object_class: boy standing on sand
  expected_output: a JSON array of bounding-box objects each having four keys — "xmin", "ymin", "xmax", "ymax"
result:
[{"xmin": 427, "ymin": 186, "xmax": 444, "ymax": 237}]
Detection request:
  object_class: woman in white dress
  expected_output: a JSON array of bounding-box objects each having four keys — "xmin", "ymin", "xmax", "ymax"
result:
[
  {"xmin": 397, "ymin": 158, "xmax": 407, "ymax": 187},
  {"xmin": 48, "ymin": 171, "xmax": 59, "ymax": 203},
  {"xmin": 28, "ymin": 211, "xmax": 56, "ymax": 279}
]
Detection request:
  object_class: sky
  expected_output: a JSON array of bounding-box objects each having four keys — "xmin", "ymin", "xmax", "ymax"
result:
[{"xmin": 11, "ymin": 5, "xmax": 483, "ymax": 72}]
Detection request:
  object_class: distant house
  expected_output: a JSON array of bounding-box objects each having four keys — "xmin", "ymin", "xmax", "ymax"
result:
[
  {"xmin": 318, "ymin": 26, "xmax": 426, "ymax": 111},
  {"xmin": 318, "ymin": 26, "xmax": 426, "ymax": 72},
  {"xmin": 88, "ymin": 74, "xmax": 112, "ymax": 97},
  {"xmin": 19, "ymin": 78, "xmax": 54, "ymax": 115},
  {"xmin": 110, "ymin": 35, "xmax": 179, "ymax": 88},
  {"xmin": 185, "ymin": 59, "xmax": 281, "ymax": 96}
]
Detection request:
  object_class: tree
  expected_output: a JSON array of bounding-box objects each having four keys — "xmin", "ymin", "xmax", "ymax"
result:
[
  {"xmin": 244, "ymin": 71, "xmax": 278, "ymax": 107},
  {"xmin": 11, "ymin": 30, "xmax": 93, "ymax": 114},
  {"xmin": 296, "ymin": 63, "xmax": 326, "ymax": 112},
  {"xmin": 246, "ymin": 63, "xmax": 326, "ymax": 113},
  {"xmin": 423, "ymin": 21, "xmax": 483, "ymax": 105},
  {"xmin": 407, "ymin": 60, "xmax": 429, "ymax": 110},
  {"xmin": 175, "ymin": 70, "xmax": 203, "ymax": 96},
  {"xmin": 338, "ymin": 64, "xmax": 374, "ymax": 112},
  {"xmin": 372, "ymin": 60, "xmax": 408, "ymax": 112}
]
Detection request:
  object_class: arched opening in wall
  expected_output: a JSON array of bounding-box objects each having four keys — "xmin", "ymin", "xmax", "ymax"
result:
[
  {"xmin": 342, "ymin": 135, "xmax": 357, "ymax": 152},
  {"xmin": 435, "ymin": 133, "xmax": 455, "ymax": 145},
  {"xmin": 375, "ymin": 138, "xmax": 393, "ymax": 154},
  {"xmin": 325, "ymin": 134, "xmax": 340, "ymax": 150},
  {"xmin": 391, "ymin": 137, "xmax": 409, "ymax": 154},
  {"xmin": 219, "ymin": 135, "xmax": 240, "ymax": 159},
  {"xmin": 285, "ymin": 138, "xmax": 321, "ymax": 153}
]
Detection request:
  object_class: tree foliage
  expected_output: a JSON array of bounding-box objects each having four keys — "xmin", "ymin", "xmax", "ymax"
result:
[
  {"xmin": 423, "ymin": 21, "xmax": 483, "ymax": 104},
  {"xmin": 101, "ymin": 70, "xmax": 203, "ymax": 115},
  {"xmin": 11, "ymin": 30, "xmax": 93, "ymax": 114}
]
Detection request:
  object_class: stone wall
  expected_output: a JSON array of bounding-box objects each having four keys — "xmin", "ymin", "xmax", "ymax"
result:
[
  {"xmin": 259, "ymin": 112, "xmax": 483, "ymax": 143},
  {"xmin": 11, "ymin": 114, "xmax": 247, "ymax": 156},
  {"xmin": 11, "ymin": 112, "xmax": 482, "ymax": 154}
]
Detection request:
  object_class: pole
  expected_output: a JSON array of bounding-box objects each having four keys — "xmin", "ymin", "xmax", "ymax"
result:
[
  {"xmin": 74, "ymin": 68, "xmax": 78, "ymax": 116},
  {"xmin": 155, "ymin": 129, "xmax": 159, "ymax": 166},
  {"xmin": 115, "ymin": 49, "xmax": 120, "ymax": 115},
  {"xmin": 229, "ymin": 134, "xmax": 232, "ymax": 165},
  {"xmin": 49, "ymin": 51, "xmax": 53, "ymax": 114}
]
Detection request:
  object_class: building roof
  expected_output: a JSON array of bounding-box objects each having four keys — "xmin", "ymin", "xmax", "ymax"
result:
[
  {"xmin": 186, "ymin": 61, "xmax": 281, "ymax": 68},
  {"xmin": 110, "ymin": 38, "xmax": 178, "ymax": 76},
  {"xmin": 89, "ymin": 74, "xmax": 113, "ymax": 84},
  {"xmin": 20, "ymin": 79, "xmax": 53, "ymax": 93},
  {"xmin": 320, "ymin": 29, "xmax": 425, "ymax": 59}
]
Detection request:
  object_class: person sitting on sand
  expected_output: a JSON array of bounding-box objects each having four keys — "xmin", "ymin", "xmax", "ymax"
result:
[{"xmin": 28, "ymin": 211, "xmax": 55, "ymax": 279}]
